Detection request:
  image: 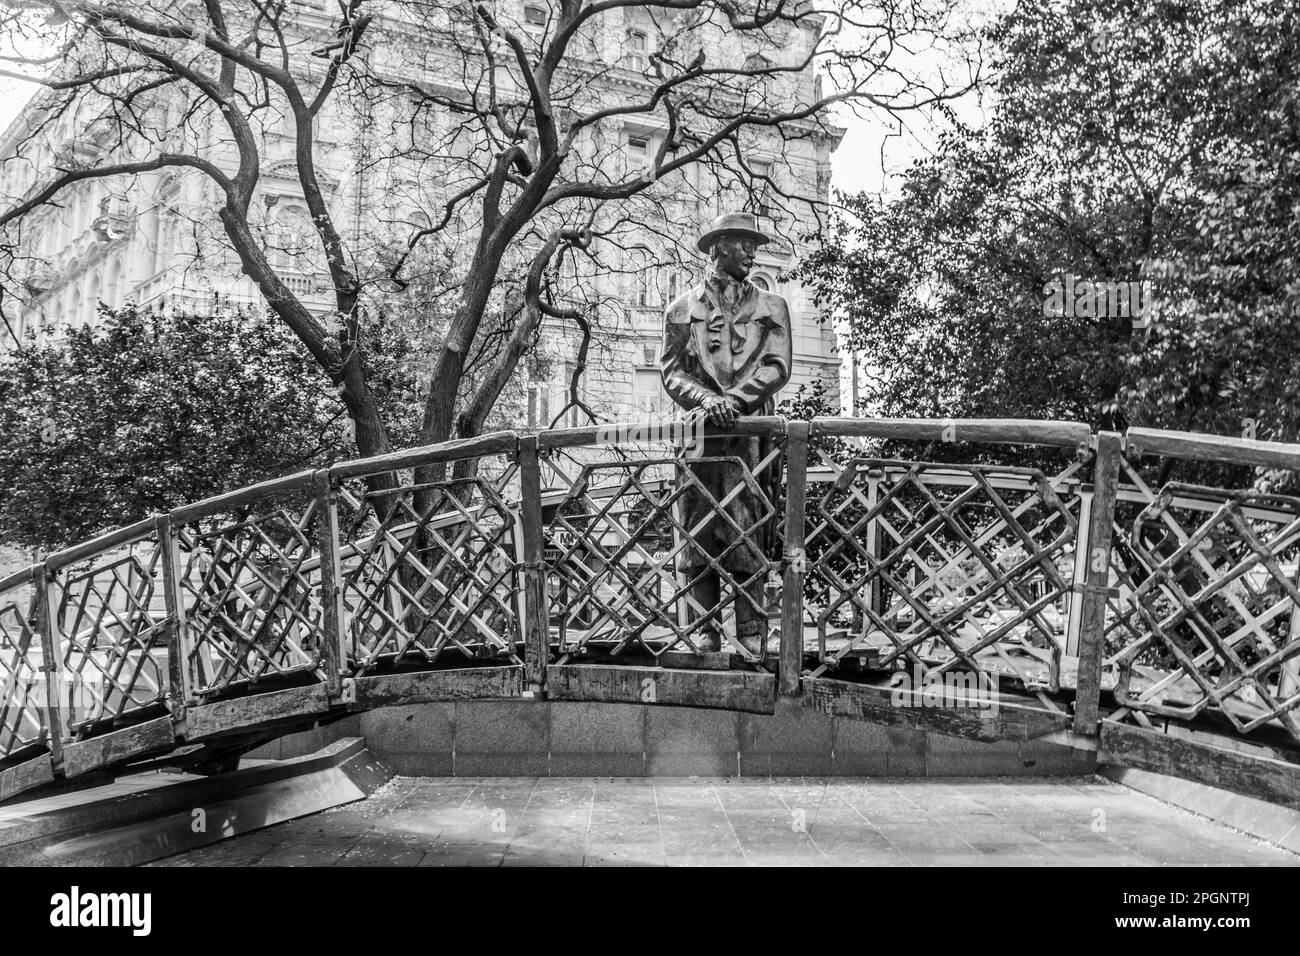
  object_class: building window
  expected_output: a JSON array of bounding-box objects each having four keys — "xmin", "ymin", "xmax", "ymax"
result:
[
  {"xmin": 84, "ymin": 274, "xmax": 101, "ymax": 327},
  {"xmin": 558, "ymin": 363, "xmax": 579, "ymax": 427},
  {"xmin": 627, "ymin": 246, "xmax": 654, "ymax": 307},
  {"xmin": 623, "ymin": 29, "xmax": 647, "ymax": 71},
  {"xmin": 750, "ymin": 274, "xmax": 771, "ymax": 292},
  {"xmin": 633, "ymin": 367, "xmax": 665, "ymax": 417},
  {"xmin": 627, "ymin": 135, "xmax": 650, "ymax": 173},
  {"xmin": 527, "ymin": 383, "xmax": 548, "ymax": 427},
  {"xmin": 751, "ymin": 161, "xmax": 774, "ymax": 217},
  {"xmin": 271, "ymin": 203, "xmax": 321, "ymax": 274},
  {"xmin": 524, "ymin": 4, "xmax": 546, "ymax": 27},
  {"xmin": 107, "ymin": 258, "xmax": 125, "ymax": 308},
  {"xmin": 394, "ymin": 93, "xmax": 428, "ymax": 152}
]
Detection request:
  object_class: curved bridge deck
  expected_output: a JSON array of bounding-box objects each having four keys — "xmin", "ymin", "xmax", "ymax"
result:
[{"xmin": 4, "ymin": 416, "xmax": 1300, "ymax": 811}]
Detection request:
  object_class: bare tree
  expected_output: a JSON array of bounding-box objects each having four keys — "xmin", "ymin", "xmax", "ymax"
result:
[{"xmin": 0, "ymin": 0, "xmax": 979, "ymax": 489}]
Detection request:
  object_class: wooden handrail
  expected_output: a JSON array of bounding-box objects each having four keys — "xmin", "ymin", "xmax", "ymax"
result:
[
  {"xmin": 0, "ymin": 564, "xmax": 37, "ymax": 595},
  {"xmin": 329, "ymin": 430, "xmax": 517, "ymax": 480},
  {"xmin": 45, "ymin": 516, "xmax": 156, "ymax": 571},
  {"xmin": 1127, "ymin": 426, "xmax": 1300, "ymax": 472},
  {"xmin": 169, "ymin": 469, "xmax": 316, "ymax": 525},
  {"xmin": 21, "ymin": 418, "xmax": 1300, "ymax": 585},
  {"xmin": 811, "ymin": 416, "xmax": 1093, "ymax": 449}
]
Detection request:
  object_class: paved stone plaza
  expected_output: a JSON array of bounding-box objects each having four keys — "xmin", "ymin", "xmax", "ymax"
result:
[{"xmin": 152, "ymin": 776, "xmax": 1300, "ymax": 866}]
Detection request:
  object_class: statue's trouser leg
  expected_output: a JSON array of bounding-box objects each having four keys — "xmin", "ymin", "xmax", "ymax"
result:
[
  {"xmin": 734, "ymin": 575, "xmax": 768, "ymax": 657},
  {"xmin": 687, "ymin": 572, "xmax": 722, "ymax": 653}
]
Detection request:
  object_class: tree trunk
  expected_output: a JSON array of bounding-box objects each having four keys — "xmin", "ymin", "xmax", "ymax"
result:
[{"xmin": 217, "ymin": 206, "xmax": 394, "ymax": 478}]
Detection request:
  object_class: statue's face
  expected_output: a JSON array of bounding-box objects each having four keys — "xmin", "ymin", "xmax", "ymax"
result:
[{"xmin": 712, "ymin": 235, "xmax": 757, "ymax": 281}]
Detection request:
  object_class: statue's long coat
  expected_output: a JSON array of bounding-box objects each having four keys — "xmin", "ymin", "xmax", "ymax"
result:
[{"xmin": 660, "ymin": 276, "xmax": 793, "ymax": 573}]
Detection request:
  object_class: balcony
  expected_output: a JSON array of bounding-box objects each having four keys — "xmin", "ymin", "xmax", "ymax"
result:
[
  {"xmin": 91, "ymin": 211, "xmax": 133, "ymax": 244},
  {"xmin": 23, "ymin": 266, "xmax": 55, "ymax": 295},
  {"xmin": 281, "ymin": 272, "xmax": 332, "ymax": 298}
]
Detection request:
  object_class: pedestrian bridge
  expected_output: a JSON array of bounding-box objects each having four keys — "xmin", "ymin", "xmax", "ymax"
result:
[{"xmin": 3, "ymin": 416, "xmax": 1300, "ymax": 809}]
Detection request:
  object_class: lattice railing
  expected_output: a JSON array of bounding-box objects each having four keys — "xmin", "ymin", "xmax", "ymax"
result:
[
  {"xmin": 540, "ymin": 421, "xmax": 786, "ymax": 664},
  {"xmin": 1097, "ymin": 447, "xmax": 1249, "ymax": 664},
  {"xmin": 176, "ymin": 492, "xmax": 327, "ymax": 699},
  {"xmin": 10, "ymin": 417, "xmax": 1300, "ymax": 781},
  {"xmin": 1113, "ymin": 483, "xmax": 1300, "ymax": 739},
  {"xmin": 0, "ymin": 568, "xmax": 45, "ymax": 760},
  {"xmin": 1096, "ymin": 428, "xmax": 1300, "ymax": 746},
  {"xmin": 336, "ymin": 457, "xmax": 523, "ymax": 673},
  {"xmin": 803, "ymin": 458, "xmax": 1084, "ymax": 696},
  {"xmin": 51, "ymin": 531, "xmax": 168, "ymax": 734}
]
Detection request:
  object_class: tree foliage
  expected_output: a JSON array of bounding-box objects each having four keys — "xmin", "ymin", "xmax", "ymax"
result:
[
  {"xmin": 797, "ymin": 0, "xmax": 1300, "ymax": 484},
  {"xmin": 0, "ymin": 0, "xmax": 979, "ymax": 493},
  {"xmin": 0, "ymin": 304, "xmax": 419, "ymax": 548}
]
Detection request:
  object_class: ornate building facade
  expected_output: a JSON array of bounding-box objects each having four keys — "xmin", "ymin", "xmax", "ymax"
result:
[{"xmin": 0, "ymin": 1, "xmax": 844, "ymax": 423}]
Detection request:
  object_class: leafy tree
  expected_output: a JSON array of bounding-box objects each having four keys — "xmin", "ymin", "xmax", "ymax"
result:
[
  {"xmin": 0, "ymin": 0, "xmax": 979, "ymax": 492},
  {"xmin": 797, "ymin": 0, "xmax": 1300, "ymax": 486},
  {"xmin": 0, "ymin": 304, "xmax": 419, "ymax": 548}
]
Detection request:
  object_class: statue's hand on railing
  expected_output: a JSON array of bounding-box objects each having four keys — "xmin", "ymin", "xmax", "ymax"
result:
[{"xmin": 696, "ymin": 394, "xmax": 742, "ymax": 428}]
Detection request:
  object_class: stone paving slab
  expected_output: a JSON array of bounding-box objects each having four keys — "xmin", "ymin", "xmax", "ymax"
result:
[{"xmin": 150, "ymin": 775, "xmax": 1300, "ymax": 867}]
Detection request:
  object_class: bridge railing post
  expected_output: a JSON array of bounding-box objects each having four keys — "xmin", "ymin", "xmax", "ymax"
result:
[
  {"xmin": 1073, "ymin": 430, "xmax": 1122, "ymax": 735},
  {"xmin": 517, "ymin": 435, "xmax": 549, "ymax": 693},
  {"xmin": 31, "ymin": 563, "xmax": 65, "ymax": 770},
  {"xmin": 779, "ymin": 421, "xmax": 810, "ymax": 697},
  {"xmin": 314, "ymin": 469, "xmax": 346, "ymax": 699},
  {"xmin": 155, "ymin": 514, "xmax": 198, "ymax": 716}
]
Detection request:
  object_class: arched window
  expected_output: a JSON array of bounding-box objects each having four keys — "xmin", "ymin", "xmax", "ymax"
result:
[
  {"xmin": 158, "ymin": 211, "xmax": 177, "ymax": 273},
  {"xmin": 84, "ymin": 273, "xmax": 101, "ymax": 327},
  {"xmin": 750, "ymin": 274, "xmax": 771, "ymax": 292},
  {"xmin": 67, "ymin": 288, "xmax": 82, "ymax": 330},
  {"xmin": 271, "ymin": 203, "xmax": 321, "ymax": 273},
  {"xmin": 627, "ymin": 246, "xmax": 654, "ymax": 307},
  {"xmin": 107, "ymin": 258, "xmax": 125, "ymax": 308},
  {"xmin": 151, "ymin": 175, "xmax": 179, "ymax": 274},
  {"xmin": 45, "ymin": 294, "xmax": 60, "ymax": 332},
  {"xmin": 147, "ymin": 208, "xmax": 162, "ymax": 274}
]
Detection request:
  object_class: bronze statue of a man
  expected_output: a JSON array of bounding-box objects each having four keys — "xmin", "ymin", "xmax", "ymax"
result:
[{"xmin": 660, "ymin": 212, "xmax": 793, "ymax": 655}]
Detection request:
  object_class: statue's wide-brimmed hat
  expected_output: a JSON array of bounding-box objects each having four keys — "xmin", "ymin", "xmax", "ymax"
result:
[{"xmin": 696, "ymin": 212, "xmax": 772, "ymax": 253}]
